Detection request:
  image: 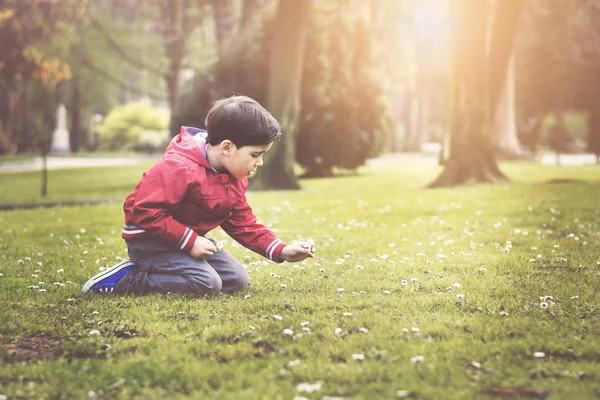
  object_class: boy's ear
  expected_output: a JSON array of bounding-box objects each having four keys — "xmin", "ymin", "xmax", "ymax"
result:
[{"xmin": 220, "ymin": 140, "xmax": 235, "ymax": 154}]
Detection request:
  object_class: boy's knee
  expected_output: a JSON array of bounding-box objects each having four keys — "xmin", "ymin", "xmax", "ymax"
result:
[
  {"xmin": 228, "ymin": 270, "xmax": 250, "ymax": 292},
  {"xmin": 190, "ymin": 274, "xmax": 222, "ymax": 295}
]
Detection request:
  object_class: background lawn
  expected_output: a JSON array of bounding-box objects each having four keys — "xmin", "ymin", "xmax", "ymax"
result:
[{"xmin": 1, "ymin": 161, "xmax": 599, "ymax": 399}]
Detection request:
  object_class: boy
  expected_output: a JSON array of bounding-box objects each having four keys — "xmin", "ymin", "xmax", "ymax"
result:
[{"xmin": 82, "ymin": 96, "xmax": 315, "ymax": 295}]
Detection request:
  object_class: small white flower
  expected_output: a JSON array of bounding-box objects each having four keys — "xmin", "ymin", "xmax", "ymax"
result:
[
  {"xmin": 410, "ymin": 278, "xmax": 418, "ymax": 283},
  {"xmin": 88, "ymin": 391, "xmax": 96, "ymax": 398},
  {"xmin": 88, "ymin": 329, "xmax": 101, "ymax": 336},
  {"xmin": 319, "ymin": 268, "xmax": 325, "ymax": 272},
  {"xmin": 396, "ymin": 390, "xmax": 410, "ymax": 398},
  {"xmin": 57, "ymin": 269, "xmax": 64, "ymax": 273},
  {"xmin": 452, "ymin": 282, "xmax": 461, "ymax": 288},
  {"xmin": 273, "ymin": 314, "xmax": 283, "ymax": 320},
  {"xmin": 342, "ymin": 312, "xmax": 353, "ymax": 317},
  {"xmin": 479, "ymin": 268, "xmax": 486, "ymax": 273},
  {"xmin": 356, "ymin": 265, "xmax": 365, "ymax": 270},
  {"xmin": 334, "ymin": 328, "xmax": 343, "ymax": 335},
  {"xmin": 337, "ymin": 288, "xmax": 344, "ymax": 292},
  {"xmin": 244, "ymin": 294, "xmax": 251, "ymax": 299},
  {"xmin": 352, "ymin": 353, "xmax": 365, "ymax": 361},
  {"xmin": 92, "ymin": 311, "xmax": 99, "ymax": 315},
  {"xmin": 411, "ymin": 327, "xmax": 420, "ymax": 333},
  {"xmin": 296, "ymin": 381, "xmax": 322, "ymax": 393},
  {"xmin": 401, "ymin": 279, "xmax": 408, "ymax": 286},
  {"xmin": 571, "ymin": 296, "xmax": 579, "ymax": 299},
  {"xmin": 38, "ymin": 288, "xmax": 47, "ymax": 292},
  {"xmin": 358, "ymin": 327, "xmax": 369, "ymax": 333},
  {"xmin": 383, "ymin": 290, "xmax": 391, "ymax": 295},
  {"xmin": 288, "ymin": 359, "xmax": 301, "ymax": 367},
  {"xmin": 301, "ymin": 321, "xmax": 310, "ymax": 327},
  {"xmin": 540, "ymin": 302, "xmax": 549, "ymax": 309},
  {"xmin": 410, "ymin": 355, "xmax": 424, "ymax": 363},
  {"xmin": 80, "ymin": 228, "xmax": 86, "ymax": 233},
  {"xmin": 283, "ymin": 328, "xmax": 294, "ymax": 336},
  {"xmin": 499, "ymin": 311, "xmax": 509, "ymax": 317},
  {"xmin": 280, "ymin": 284, "xmax": 287, "ymax": 288},
  {"xmin": 456, "ymin": 294, "xmax": 465, "ymax": 299},
  {"xmin": 402, "ymin": 328, "xmax": 409, "ymax": 334},
  {"xmin": 471, "ymin": 361, "xmax": 481, "ymax": 369},
  {"xmin": 534, "ymin": 352, "xmax": 545, "ymax": 358}
]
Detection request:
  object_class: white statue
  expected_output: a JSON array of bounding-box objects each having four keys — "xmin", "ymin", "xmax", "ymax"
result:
[{"xmin": 51, "ymin": 103, "xmax": 70, "ymax": 153}]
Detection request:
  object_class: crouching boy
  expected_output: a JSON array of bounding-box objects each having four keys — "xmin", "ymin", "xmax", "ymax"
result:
[{"xmin": 82, "ymin": 96, "xmax": 315, "ymax": 295}]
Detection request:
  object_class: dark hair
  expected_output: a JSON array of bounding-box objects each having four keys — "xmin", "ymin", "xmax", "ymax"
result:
[{"xmin": 205, "ymin": 96, "xmax": 282, "ymax": 148}]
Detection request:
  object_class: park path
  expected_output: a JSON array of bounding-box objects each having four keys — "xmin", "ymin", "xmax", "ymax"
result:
[
  {"xmin": 0, "ymin": 155, "xmax": 159, "ymax": 174},
  {"xmin": 0, "ymin": 153, "xmax": 597, "ymax": 174}
]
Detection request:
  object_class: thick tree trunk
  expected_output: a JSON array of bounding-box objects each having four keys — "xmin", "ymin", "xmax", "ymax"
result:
[
  {"xmin": 211, "ymin": 0, "xmax": 234, "ymax": 55},
  {"xmin": 250, "ymin": 0, "xmax": 312, "ymax": 191},
  {"xmin": 429, "ymin": 0, "xmax": 523, "ymax": 188},
  {"xmin": 492, "ymin": 54, "xmax": 521, "ymax": 157},
  {"xmin": 162, "ymin": 0, "xmax": 191, "ymax": 111}
]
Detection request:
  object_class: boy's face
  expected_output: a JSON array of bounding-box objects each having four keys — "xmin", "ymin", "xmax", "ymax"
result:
[{"xmin": 222, "ymin": 142, "xmax": 273, "ymax": 179}]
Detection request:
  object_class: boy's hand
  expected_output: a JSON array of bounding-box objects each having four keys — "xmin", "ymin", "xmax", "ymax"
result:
[
  {"xmin": 278, "ymin": 242, "xmax": 316, "ymax": 262},
  {"xmin": 189, "ymin": 236, "xmax": 218, "ymax": 259}
]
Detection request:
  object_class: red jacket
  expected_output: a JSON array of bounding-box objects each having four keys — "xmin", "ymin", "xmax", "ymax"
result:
[{"xmin": 122, "ymin": 126, "xmax": 287, "ymax": 262}]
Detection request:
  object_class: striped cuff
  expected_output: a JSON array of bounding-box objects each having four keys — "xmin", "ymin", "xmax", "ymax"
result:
[
  {"xmin": 176, "ymin": 227, "xmax": 198, "ymax": 253},
  {"xmin": 265, "ymin": 239, "xmax": 287, "ymax": 263}
]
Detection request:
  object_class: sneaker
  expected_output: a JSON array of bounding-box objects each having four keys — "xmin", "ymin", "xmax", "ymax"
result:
[{"xmin": 82, "ymin": 259, "xmax": 135, "ymax": 293}]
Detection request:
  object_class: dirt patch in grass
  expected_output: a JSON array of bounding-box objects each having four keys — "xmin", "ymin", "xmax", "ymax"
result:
[
  {"xmin": 1, "ymin": 336, "xmax": 64, "ymax": 362},
  {"xmin": 481, "ymin": 386, "xmax": 551, "ymax": 398},
  {"xmin": 1, "ymin": 336, "xmax": 110, "ymax": 363}
]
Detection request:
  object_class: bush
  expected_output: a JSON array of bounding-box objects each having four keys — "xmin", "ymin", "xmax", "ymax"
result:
[{"xmin": 98, "ymin": 100, "xmax": 169, "ymax": 151}]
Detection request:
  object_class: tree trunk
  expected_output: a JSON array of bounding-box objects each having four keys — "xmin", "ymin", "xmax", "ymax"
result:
[
  {"xmin": 70, "ymin": 75, "xmax": 82, "ymax": 152},
  {"xmin": 402, "ymin": 92, "xmax": 421, "ymax": 152},
  {"xmin": 241, "ymin": 0, "xmax": 264, "ymax": 30},
  {"xmin": 492, "ymin": 53, "xmax": 521, "ymax": 157},
  {"xmin": 211, "ymin": 0, "xmax": 234, "ymax": 55},
  {"xmin": 588, "ymin": 102, "xmax": 600, "ymax": 163},
  {"xmin": 0, "ymin": 81, "xmax": 25, "ymax": 154},
  {"xmin": 41, "ymin": 153, "xmax": 48, "ymax": 197},
  {"xmin": 429, "ymin": 0, "xmax": 523, "ymax": 188},
  {"xmin": 162, "ymin": 0, "xmax": 191, "ymax": 111},
  {"xmin": 250, "ymin": 0, "xmax": 312, "ymax": 191}
]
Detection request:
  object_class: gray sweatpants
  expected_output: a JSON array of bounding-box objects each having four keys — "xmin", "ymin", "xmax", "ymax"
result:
[{"xmin": 115, "ymin": 237, "xmax": 250, "ymax": 295}]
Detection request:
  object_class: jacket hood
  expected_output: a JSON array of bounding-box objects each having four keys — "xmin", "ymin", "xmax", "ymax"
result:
[{"xmin": 165, "ymin": 126, "xmax": 212, "ymax": 169}]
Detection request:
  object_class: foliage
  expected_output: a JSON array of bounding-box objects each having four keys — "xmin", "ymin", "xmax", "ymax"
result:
[
  {"xmin": 97, "ymin": 101, "xmax": 169, "ymax": 151},
  {"xmin": 516, "ymin": 0, "xmax": 600, "ymax": 116},
  {"xmin": 1, "ymin": 161, "xmax": 600, "ymax": 398},
  {"xmin": 0, "ymin": 0, "xmax": 80, "ymax": 153},
  {"xmin": 171, "ymin": 7, "xmax": 391, "ymax": 177},
  {"xmin": 298, "ymin": 12, "xmax": 391, "ymax": 176}
]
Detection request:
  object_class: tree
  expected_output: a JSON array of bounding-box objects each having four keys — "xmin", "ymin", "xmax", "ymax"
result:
[
  {"xmin": 249, "ymin": 0, "xmax": 312, "ymax": 190},
  {"xmin": 297, "ymin": 10, "xmax": 390, "ymax": 177},
  {"xmin": 428, "ymin": 0, "xmax": 524, "ymax": 187},
  {"xmin": 0, "ymin": 0, "xmax": 76, "ymax": 153}
]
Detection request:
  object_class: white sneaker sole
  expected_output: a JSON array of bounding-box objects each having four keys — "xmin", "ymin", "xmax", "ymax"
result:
[{"xmin": 81, "ymin": 259, "xmax": 135, "ymax": 293}]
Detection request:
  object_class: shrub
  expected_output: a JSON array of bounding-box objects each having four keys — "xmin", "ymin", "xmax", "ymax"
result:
[{"xmin": 98, "ymin": 100, "xmax": 169, "ymax": 151}]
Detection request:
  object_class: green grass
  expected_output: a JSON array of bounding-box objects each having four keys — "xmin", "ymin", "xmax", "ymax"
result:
[{"xmin": 1, "ymin": 160, "xmax": 600, "ymax": 399}]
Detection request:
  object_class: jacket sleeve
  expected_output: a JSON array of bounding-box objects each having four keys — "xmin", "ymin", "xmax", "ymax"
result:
[
  {"xmin": 220, "ymin": 185, "xmax": 287, "ymax": 263},
  {"xmin": 127, "ymin": 157, "xmax": 199, "ymax": 253}
]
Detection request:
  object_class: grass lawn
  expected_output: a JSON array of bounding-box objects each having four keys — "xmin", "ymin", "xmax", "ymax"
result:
[{"xmin": 0, "ymin": 160, "xmax": 599, "ymax": 399}]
